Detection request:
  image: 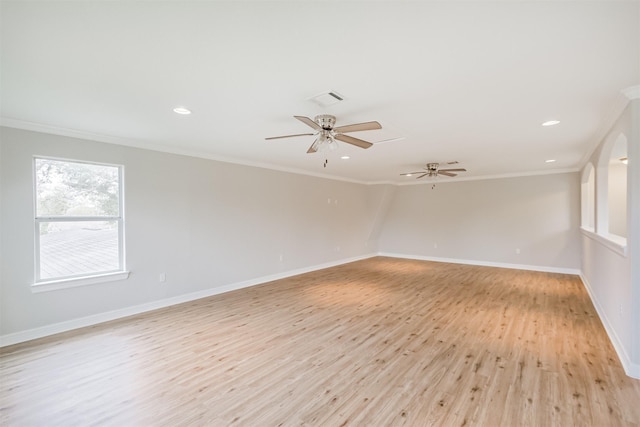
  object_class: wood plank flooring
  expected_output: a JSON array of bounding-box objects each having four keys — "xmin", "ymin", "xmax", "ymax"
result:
[{"xmin": 2, "ymin": 257, "xmax": 640, "ymax": 426}]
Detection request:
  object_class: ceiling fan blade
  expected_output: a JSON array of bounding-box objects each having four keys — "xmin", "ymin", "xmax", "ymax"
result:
[
  {"xmin": 265, "ymin": 133, "xmax": 314, "ymax": 140},
  {"xmin": 400, "ymin": 171, "xmax": 425, "ymax": 176},
  {"xmin": 333, "ymin": 121, "xmax": 382, "ymax": 133},
  {"xmin": 294, "ymin": 116, "xmax": 321, "ymax": 131},
  {"xmin": 374, "ymin": 137, "xmax": 405, "ymax": 144},
  {"xmin": 438, "ymin": 171, "xmax": 457, "ymax": 177},
  {"xmin": 416, "ymin": 173, "xmax": 428, "ymax": 179},
  {"xmin": 438, "ymin": 168, "xmax": 467, "ymax": 172},
  {"xmin": 306, "ymin": 138, "xmax": 320, "ymax": 153},
  {"xmin": 334, "ymin": 134, "xmax": 373, "ymax": 149}
]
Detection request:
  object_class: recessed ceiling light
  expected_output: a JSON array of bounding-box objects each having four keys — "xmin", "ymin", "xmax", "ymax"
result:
[
  {"xmin": 340, "ymin": 155, "xmax": 350, "ymax": 160},
  {"xmin": 542, "ymin": 120, "xmax": 560, "ymax": 127},
  {"xmin": 545, "ymin": 159, "xmax": 556, "ymax": 163},
  {"xmin": 173, "ymin": 107, "xmax": 191, "ymax": 115}
]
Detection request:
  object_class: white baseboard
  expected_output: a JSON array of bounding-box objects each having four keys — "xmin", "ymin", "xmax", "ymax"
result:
[
  {"xmin": 0, "ymin": 253, "xmax": 376, "ymax": 347},
  {"xmin": 579, "ymin": 273, "xmax": 640, "ymax": 379},
  {"xmin": 0, "ymin": 252, "xmax": 580, "ymax": 347},
  {"xmin": 377, "ymin": 252, "xmax": 581, "ymax": 275},
  {"xmin": 5, "ymin": 252, "xmax": 638, "ymax": 380},
  {"xmin": 380, "ymin": 252, "xmax": 640, "ymax": 379}
]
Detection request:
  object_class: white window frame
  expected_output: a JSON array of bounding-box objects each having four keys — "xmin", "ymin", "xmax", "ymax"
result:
[{"xmin": 33, "ymin": 156, "xmax": 128, "ymax": 292}]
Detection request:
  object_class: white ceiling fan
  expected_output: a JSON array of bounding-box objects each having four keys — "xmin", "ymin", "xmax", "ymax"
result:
[{"xmin": 266, "ymin": 115, "xmax": 382, "ymax": 153}]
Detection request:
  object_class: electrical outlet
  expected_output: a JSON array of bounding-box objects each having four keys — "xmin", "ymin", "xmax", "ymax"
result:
[
  {"xmin": 159, "ymin": 273, "xmax": 166, "ymax": 283},
  {"xmin": 434, "ymin": 243, "xmax": 438, "ymax": 249},
  {"xmin": 515, "ymin": 248, "xmax": 521, "ymax": 254},
  {"xmin": 279, "ymin": 254, "xmax": 284, "ymax": 262}
]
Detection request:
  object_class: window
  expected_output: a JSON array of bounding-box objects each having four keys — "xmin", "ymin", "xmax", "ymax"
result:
[{"xmin": 34, "ymin": 157, "xmax": 126, "ymax": 286}]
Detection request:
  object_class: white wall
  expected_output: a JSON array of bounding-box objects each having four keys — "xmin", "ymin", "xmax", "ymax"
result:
[
  {"xmin": 630, "ymin": 99, "xmax": 640, "ymax": 370},
  {"xmin": 580, "ymin": 100, "xmax": 640, "ymax": 378},
  {"xmin": 377, "ymin": 173, "xmax": 581, "ymax": 271},
  {"xmin": 0, "ymin": 127, "xmax": 379, "ymax": 339}
]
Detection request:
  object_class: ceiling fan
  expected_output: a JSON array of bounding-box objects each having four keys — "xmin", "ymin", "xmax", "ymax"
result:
[
  {"xmin": 266, "ymin": 115, "xmax": 382, "ymax": 153},
  {"xmin": 401, "ymin": 162, "xmax": 467, "ymax": 179}
]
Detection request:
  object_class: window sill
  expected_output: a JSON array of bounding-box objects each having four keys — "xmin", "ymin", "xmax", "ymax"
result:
[
  {"xmin": 580, "ymin": 227, "xmax": 627, "ymax": 257},
  {"xmin": 31, "ymin": 271, "xmax": 130, "ymax": 293}
]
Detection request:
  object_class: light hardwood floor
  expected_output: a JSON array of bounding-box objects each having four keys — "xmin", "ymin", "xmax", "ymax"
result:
[{"xmin": 2, "ymin": 257, "xmax": 640, "ymax": 426}]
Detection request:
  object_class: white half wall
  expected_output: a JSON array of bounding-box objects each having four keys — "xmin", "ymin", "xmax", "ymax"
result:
[{"xmin": 579, "ymin": 100, "xmax": 640, "ymax": 379}]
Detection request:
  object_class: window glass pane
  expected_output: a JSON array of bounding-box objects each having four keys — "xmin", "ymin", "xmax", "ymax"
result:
[
  {"xmin": 35, "ymin": 158, "xmax": 119, "ymax": 217},
  {"xmin": 39, "ymin": 221, "xmax": 120, "ymax": 280}
]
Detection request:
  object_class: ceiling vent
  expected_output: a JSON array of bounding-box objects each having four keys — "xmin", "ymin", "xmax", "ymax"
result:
[{"xmin": 309, "ymin": 91, "xmax": 345, "ymax": 108}]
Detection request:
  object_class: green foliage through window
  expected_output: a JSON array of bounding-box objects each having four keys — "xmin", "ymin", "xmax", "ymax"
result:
[{"xmin": 35, "ymin": 158, "xmax": 119, "ymax": 217}]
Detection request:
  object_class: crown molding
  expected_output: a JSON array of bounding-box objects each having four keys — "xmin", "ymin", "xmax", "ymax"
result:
[
  {"xmin": 0, "ymin": 117, "xmax": 581, "ymax": 187},
  {"xmin": 0, "ymin": 117, "xmax": 369, "ymax": 185},
  {"xmin": 396, "ymin": 167, "xmax": 579, "ymax": 186}
]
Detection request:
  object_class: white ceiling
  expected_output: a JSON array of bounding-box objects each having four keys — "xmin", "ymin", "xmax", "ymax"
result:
[{"xmin": 1, "ymin": 1, "xmax": 638, "ymax": 184}]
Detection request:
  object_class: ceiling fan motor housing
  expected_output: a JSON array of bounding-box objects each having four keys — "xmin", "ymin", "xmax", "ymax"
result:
[
  {"xmin": 315, "ymin": 114, "xmax": 336, "ymax": 130},
  {"xmin": 426, "ymin": 163, "xmax": 439, "ymax": 176}
]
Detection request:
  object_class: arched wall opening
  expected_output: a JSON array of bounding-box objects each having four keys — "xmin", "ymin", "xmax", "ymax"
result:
[
  {"xmin": 596, "ymin": 132, "xmax": 628, "ymax": 242},
  {"xmin": 608, "ymin": 135, "xmax": 628, "ymax": 239}
]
